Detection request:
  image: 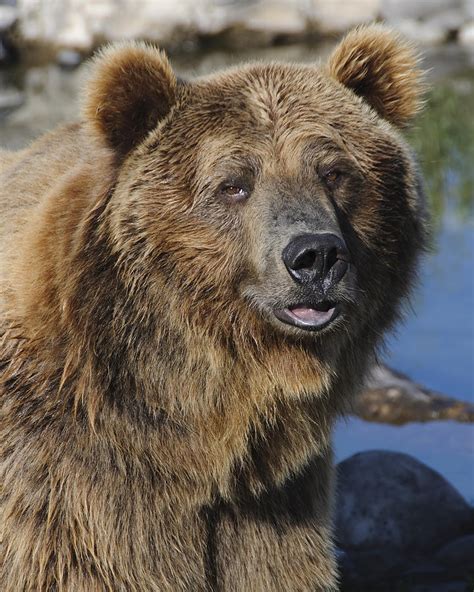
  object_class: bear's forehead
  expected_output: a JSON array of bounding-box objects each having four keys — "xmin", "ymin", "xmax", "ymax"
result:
[
  {"xmin": 192, "ymin": 63, "xmax": 366, "ymax": 129},
  {"xmin": 174, "ymin": 65, "xmax": 386, "ymax": 175}
]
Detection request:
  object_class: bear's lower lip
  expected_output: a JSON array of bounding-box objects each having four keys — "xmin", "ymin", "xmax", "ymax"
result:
[{"xmin": 273, "ymin": 303, "xmax": 339, "ymax": 331}]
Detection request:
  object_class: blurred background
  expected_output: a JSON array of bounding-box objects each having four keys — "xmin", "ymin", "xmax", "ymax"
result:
[{"xmin": 0, "ymin": 2, "xmax": 473, "ymax": 587}]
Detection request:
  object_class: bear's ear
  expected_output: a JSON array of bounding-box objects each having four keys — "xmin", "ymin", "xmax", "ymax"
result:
[
  {"xmin": 328, "ymin": 25, "xmax": 424, "ymax": 128},
  {"xmin": 83, "ymin": 42, "xmax": 177, "ymax": 158}
]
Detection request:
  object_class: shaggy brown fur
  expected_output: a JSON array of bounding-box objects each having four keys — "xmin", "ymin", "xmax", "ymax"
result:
[
  {"xmin": 0, "ymin": 26, "xmax": 426, "ymax": 591},
  {"xmin": 328, "ymin": 25, "xmax": 423, "ymax": 127}
]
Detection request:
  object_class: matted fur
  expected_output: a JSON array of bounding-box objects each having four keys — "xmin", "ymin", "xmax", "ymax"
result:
[{"xmin": 0, "ymin": 26, "xmax": 426, "ymax": 591}]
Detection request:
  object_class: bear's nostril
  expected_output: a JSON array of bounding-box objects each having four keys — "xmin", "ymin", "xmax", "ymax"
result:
[{"xmin": 293, "ymin": 249, "xmax": 317, "ymax": 272}]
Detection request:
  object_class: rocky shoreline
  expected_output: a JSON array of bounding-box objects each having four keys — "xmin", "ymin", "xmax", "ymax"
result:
[
  {"xmin": 355, "ymin": 365, "xmax": 474, "ymax": 425},
  {"xmin": 1, "ymin": 0, "xmax": 474, "ymax": 67}
]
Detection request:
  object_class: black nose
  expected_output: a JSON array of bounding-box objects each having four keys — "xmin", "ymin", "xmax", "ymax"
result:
[{"xmin": 282, "ymin": 233, "xmax": 349, "ymax": 286}]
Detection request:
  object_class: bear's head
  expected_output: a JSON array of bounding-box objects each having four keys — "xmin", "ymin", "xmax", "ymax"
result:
[{"xmin": 79, "ymin": 25, "xmax": 426, "ymax": 368}]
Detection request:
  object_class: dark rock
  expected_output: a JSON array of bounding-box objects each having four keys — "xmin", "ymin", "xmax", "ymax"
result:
[
  {"xmin": 355, "ymin": 364, "xmax": 474, "ymax": 425},
  {"xmin": 336, "ymin": 451, "xmax": 473, "ymax": 553},
  {"xmin": 400, "ymin": 560, "xmax": 451, "ymax": 584},
  {"xmin": 339, "ymin": 547, "xmax": 409, "ymax": 588},
  {"xmin": 407, "ymin": 582, "xmax": 468, "ymax": 592},
  {"xmin": 0, "ymin": 2, "xmax": 18, "ymax": 66},
  {"xmin": 435, "ymin": 534, "xmax": 474, "ymax": 573}
]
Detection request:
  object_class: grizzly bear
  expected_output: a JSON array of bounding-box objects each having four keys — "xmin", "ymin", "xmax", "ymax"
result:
[{"xmin": 0, "ymin": 25, "xmax": 426, "ymax": 591}]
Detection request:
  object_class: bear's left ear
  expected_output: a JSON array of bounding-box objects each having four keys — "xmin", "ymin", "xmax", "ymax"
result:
[
  {"xmin": 83, "ymin": 42, "xmax": 177, "ymax": 158},
  {"xmin": 328, "ymin": 25, "xmax": 424, "ymax": 128}
]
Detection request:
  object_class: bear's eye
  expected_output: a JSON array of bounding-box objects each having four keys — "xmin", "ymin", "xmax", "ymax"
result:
[
  {"xmin": 219, "ymin": 184, "xmax": 250, "ymax": 203},
  {"xmin": 322, "ymin": 169, "xmax": 342, "ymax": 188}
]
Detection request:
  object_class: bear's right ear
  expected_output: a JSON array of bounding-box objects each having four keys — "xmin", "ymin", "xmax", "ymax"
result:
[{"xmin": 83, "ymin": 43, "xmax": 177, "ymax": 158}]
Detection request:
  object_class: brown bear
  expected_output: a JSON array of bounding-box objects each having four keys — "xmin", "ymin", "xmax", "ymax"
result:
[{"xmin": 0, "ymin": 25, "xmax": 426, "ymax": 591}]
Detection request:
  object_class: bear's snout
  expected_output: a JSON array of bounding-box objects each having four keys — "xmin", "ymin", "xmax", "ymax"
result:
[{"xmin": 282, "ymin": 233, "xmax": 349, "ymax": 288}]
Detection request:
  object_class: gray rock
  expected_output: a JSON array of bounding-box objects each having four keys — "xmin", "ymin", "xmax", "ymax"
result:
[
  {"xmin": 425, "ymin": 9, "xmax": 466, "ymax": 33},
  {"xmin": 0, "ymin": 4, "xmax": 17, "ymax": 32},
  {"xmin": 459, "ymin": 21, "xmax": 474, "ymax": 46},
  {"xmin": 381, "ymin": 0, "xmax": 462, "ymax": 21},
  {"xmin": 466, "ymin": 0, "xmax": 474, "ymax": 20},
  {"xmin": 310, "ymin": 0, "xmax": 379, "ymax": 34},
  {"xmin": 56, "ymin": 49, "xmax": 83, "ymax": 69},
  {"xmin": 11, "ymin": 0, "xmax": 474, "ymax": 54},
  {"xmin": 435, "ymin": 534, "xmax": 474, "ymax": 571},
  {"xmin": 336, "ymin": 451, "xmax": 473, "ymax": 553},
  {"xmin": 0, "ymin": 87, "xmax": 24, "ymax": 118},
  {"xmin": 242, "ymin": 4, "xmax": 307, "ymax": 37},
  {"xmin": 389, "ymin": 18, "xmax": 449, "ymax": 45}
]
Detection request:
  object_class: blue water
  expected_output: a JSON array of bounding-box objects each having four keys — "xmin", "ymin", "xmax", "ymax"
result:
[{"xmin": 386, "ymin": 210, "xmax": 474, "ymax": 402}]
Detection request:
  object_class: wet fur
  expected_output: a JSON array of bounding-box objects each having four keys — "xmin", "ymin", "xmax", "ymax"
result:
[{"xmin": 1, "ymin": 26, "xmax": 426, "ymax": 591}]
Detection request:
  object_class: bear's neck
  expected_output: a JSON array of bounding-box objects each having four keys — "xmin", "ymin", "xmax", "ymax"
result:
[{"xmin": 2, "ymin": 291, "xmax": 363, "ymax": 504}]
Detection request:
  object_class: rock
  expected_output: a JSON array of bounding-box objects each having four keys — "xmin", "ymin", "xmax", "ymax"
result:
[
  {"xmin": 407, "ymin": 583, "xmax": 468, "ymax": 592},
  {"xmin": 466, "ymin": 0, "xmax": 474, "ymax": 20},
  {"xmin": 310, "ymin": 0, "xmax": 379, "ymax": 34},
  {"xmin": 0, "ymin": 2, "xmax": 18, "ymax": 65},
  {"xmin": 0, "ymin": 4, "xmax": 18, "ymax": 33},
  {"xmin": 11, "ymin": 0, "xmax": 474, "ymax": 56},
  {"xmin": 400, "ymin": 560, "xmax": 453, "ymax": 584},
  {"xmin": 336, "ymin": 451, "xmax": 473, "ymax": 553},
  {"xmin": 459, "ymin": 21, "xmax": 474, "ymax": 46},
  {"xmin": 388, "ymin": 18, "xmax": 449, "ymax": 45},
  {"xmin": 0, "ymin": 35, "xmax": 16, "ymax": 65},
  {"xmin": 55, "ymin": 11, "xmax": 93, "ymax": 51},
  {"xmin": 56, "ymin": 49, "xmax": 83, "ymax": 69},
  {"xmin": 0, "ymin": 86, "xmax": 24, "ymax": 118},
  {"xmin": 380, "ymin": 0, "xmax": 462, "ymax": 21},
  {"xmin": 355, "ymin": 364, "xmax": 474, "ymax": 424},
  {"xmin": 435, "ymin": 534, "xmax": 474, "ymax": 572},
  {"xmin": 339, "ymin": 547, "xmax": 409, "ymax": 587},
  {"xmin": 101, "ymin": 0, "xmax": 196, "ymax": 45},
  {"xmin": 243, "ymin": 4, "xmax": 307, "ymax": 38},
  {"xmin": 425, "ymin": 9, "xmax": 466, "ymax": 34}
]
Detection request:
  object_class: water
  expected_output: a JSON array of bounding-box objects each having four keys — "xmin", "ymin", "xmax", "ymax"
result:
[
  {"xmin": 386, "ymin": 210, "xmax": 474, "ymax": 401},
  {"xmin": 1, "ymin": 43, "xmax": 473, "ymax": 499}
]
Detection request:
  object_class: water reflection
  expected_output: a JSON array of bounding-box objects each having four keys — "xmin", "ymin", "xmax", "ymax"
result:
[{"xmin": 409, "ymin": 80, "xmax": 474, "ymax": 223}]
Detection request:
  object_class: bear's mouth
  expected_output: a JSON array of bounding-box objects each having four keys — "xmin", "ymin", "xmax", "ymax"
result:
[{"xmin": 273, "ymin": 301, "xmax": 339, "ymax": 332}]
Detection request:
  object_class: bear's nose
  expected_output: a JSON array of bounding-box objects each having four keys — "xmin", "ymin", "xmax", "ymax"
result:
[{"xmin": 282, "ymin": 233, "xmax": 349, "ymax": 287}]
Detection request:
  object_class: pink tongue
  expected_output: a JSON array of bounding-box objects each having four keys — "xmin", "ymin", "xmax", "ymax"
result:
[{"xmin": 291, "ymin": 307, "xmax": 332, "ymax": 323}]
